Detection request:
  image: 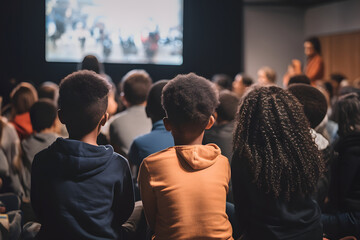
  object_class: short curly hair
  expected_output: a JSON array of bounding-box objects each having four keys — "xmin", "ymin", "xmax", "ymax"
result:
[
  {"xmin": 59, "ymin": 70, "xmax": 111, "ymax": 137},
  {"xmin": 162, "ymin": 73, "xmax": 219, "ymax": 129},
  {"xmin": 232, "ymin": 85, "xmax": 324, "ymax": 200}
]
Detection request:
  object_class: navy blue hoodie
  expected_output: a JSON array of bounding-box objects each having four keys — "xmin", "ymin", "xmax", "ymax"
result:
[{"xmin": 31, "ymin": 138, "xmax": 134, "ymax": 240}]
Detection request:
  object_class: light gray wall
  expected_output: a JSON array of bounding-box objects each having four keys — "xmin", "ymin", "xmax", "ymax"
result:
[
  {"xmin": 305, "ymin": 0, "xmax": 360, "ymax": 37},
  {"xmin": 244, "ymin": 6, "xmax": 305, "ymax": 86}
]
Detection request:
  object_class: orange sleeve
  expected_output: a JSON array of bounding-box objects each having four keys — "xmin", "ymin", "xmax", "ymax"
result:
[{"xmin": 306, "ymin": 55, "xmax": 324, "ymax": 81}]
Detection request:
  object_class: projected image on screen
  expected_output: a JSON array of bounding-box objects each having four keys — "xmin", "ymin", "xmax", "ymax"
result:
[{"xmin": 46, "ymin": 0, "xmax": 183, "ymax": 65}]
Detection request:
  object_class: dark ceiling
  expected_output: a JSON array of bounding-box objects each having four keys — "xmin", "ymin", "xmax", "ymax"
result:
[{"xmin": 243, "ymin": 0, "xmax": 348, "ymax": 8}]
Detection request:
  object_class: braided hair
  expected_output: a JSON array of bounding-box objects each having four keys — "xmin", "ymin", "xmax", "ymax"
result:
[{"xmin": 232, "ymin": 85, "xmax": 324, "ymax": 200}]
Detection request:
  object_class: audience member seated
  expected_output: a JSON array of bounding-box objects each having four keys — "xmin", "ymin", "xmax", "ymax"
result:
[
  {"xmin": 9, "ymin": 82, "xmax": 38, "ymax": 140},
  {"xmin": 322, "ymin": 92, "xmax": 360, "ymax": 239},
  {"xmin": 37, "ymin": 81, "xmax": 68, "ymax": 138},
  {"xmin": 232, "ymin": 73, "xmax": 253, "ymax": 98},
  {"xmin": 203, "ymin": 90, "xmax": 239, "ymax": 204},
  {"xmin": 257, "ymin": 66, "xmax": 277, "ymax": 86},
  {"xmin": 0, "ymin": 116, "xmax": 23, "ymax": 197},
  {"xmin": 231, "ymin": 86, "xmax": 324, "ymax": 240},
  {"xmin": 31, "ymin": 70, "xmax": 135, "ymax": 240},
  {"xmin": 287, "ymin": 83, "xmax": 333, "ymax": 210},
  {"xmin": 203, "ymin": 90, "xmax": 239, "ymax": 162},
  {"xmin": 286, "ymin": 74, "xmax": 311, "ymax": 87},
  {"xmin": 313, "ymin": 81, "xmax": 340, "ymax": 144},
  {"xmin": 138, "ymin": 73, "xmax": 233, "ymax": 239},
  {"xmin": 37, "ymin": 81, "xmax": 59, "ymax": 104},
  {"xmin": 80, "ymin": 54, "xmax": 114, "ymax": 84},
  {"xmin": 21, "ymin": 99, "xmax": 59, "ymax": 198},
  {"xmin": 110, "ymin": 69, "xmax": 152, "ymax": 156},
  {"xmin": 128, "ymin": 80, "xmax": 174, "ymax": 179},
  {"xmin": 211, "ymin": 73, "xmax": 233, "ymax": 91},
  {"xmin": 330, "ymin": 73, "xmax": 347, "ymax": 99}
]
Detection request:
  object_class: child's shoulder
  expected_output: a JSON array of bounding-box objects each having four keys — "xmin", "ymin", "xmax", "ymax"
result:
[{"xmin": 111, "ymin": 151, "xmax": 131, "ymax": 166}]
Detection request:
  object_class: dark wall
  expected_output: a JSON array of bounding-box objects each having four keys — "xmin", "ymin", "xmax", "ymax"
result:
[{"xmin": 1, "ymin": 0, "xmax": 243, "ymax": 93}]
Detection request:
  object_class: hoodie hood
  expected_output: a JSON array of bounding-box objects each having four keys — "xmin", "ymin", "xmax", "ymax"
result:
[
  {"xmin": 175, "ymin": 144, "xmax": 222, "ymax": 170},
  {"xmin": 49, "ymin": 138, "xmax": 114, "ymax": 179}
]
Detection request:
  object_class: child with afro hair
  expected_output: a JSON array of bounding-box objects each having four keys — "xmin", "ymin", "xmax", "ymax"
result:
[{"xmin": 138, "ymin": 73, "xmax": 233, "ymax": 239}]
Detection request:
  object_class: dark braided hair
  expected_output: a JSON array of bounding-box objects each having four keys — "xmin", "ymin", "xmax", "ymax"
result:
[{"xmin": 232, "ymin": 85, "xmax": 324, "ymax": 200}]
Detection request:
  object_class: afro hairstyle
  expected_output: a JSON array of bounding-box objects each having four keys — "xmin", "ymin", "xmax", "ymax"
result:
[
  {"xmin": 162, "ymin": 72, "xmax": 219, "ymax": 129},
  {"xmin": 287, "ymin": 83, "xmax": 327, "ymax": 129},
  {"xmin": 58, "ymin": 70, "xmax": 111, "ymax": 137}
]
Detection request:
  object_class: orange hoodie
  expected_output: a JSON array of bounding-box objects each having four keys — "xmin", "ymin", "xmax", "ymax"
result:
[{"xmin": 138, "ymin": 144, "xmax": 233, "ymax": 240}]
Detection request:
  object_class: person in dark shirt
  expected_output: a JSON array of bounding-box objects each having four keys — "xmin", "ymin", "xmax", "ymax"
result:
[
  {"xmin": 31, "ymin": 70, "xmax": 134, "ymax": 240},
  {"xmin": 232, "ymin": 85, "xmax": 324, "ymax": 240},
  {"xmin": 322, "ymin": 92, "xmax": 360, "ymax": 239},
  {"xmin": 203, "ymin": 90, "xmax": 239, "ymax": 163}
]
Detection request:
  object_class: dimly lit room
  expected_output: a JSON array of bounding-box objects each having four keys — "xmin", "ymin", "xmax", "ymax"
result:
[{"xmin": 1, "ymin": 0, "xmax": 360, "ymax": 239}]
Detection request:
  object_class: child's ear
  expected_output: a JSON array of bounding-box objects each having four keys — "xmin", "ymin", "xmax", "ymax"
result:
[
  {"xmin": 100, "ymin": 113, "xmax": 109, "ymax": 127},
  {"xmin": 58, "ymin": 109, "xmax": 66, "ymax": 124},
  {"xmin": 205, "ymin": 115, "xmax": 215, "ymax": 130},
  {"xmin": 163, "ymin": 117, "xmax": 172, "ymax": 131}
]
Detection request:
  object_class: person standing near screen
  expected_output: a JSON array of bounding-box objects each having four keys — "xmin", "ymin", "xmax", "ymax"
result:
[{"xmin": 304, "ymin": 37, "xmax": 324, "ymax": 84}]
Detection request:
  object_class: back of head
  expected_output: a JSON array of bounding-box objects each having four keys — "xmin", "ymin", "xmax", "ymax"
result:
[
  {"xmin": 330, "ymin": 73, "xmax": 347, "ymax": 84},
  {"xmin": 288, "ymin": 74, "xmax": 311, "ymax": 87},
  {"xmin": 332, "ymin": 92, "xmax": 360, "ymax": 137},
  {"xmin": 339, "ymin": 86, "xmax": 360, "ymax": 97},
  {"xmin": 241, "ymin": 75, "xmax": 254, "ymax": 87},
  {"xmin": 259, "ymin": 66, "xmax": 276, "ymax": 84},
  {"xmin": 211, "ymin": 74, "xmax": 232, "ymax": 91},
  {"xmin": 233, "ymin": 85, "xmax": 323, "ymax": 200},
  {"xmin": 232, "ymin": 73, "xmax": 254, "ymax": 97},
  {"xmin": 162, "ymin": 73, "xmax": 219, "ymax": 130},
  {"xmin": 145, "ymin": 80, "xmax": 169, "ymax": 123},
  {"xmin": 38, "ymin": 81, "xmax": 59, "ymax": 104},
  {"xmin": 287, "ymin": 83, "xmax": 327, "ymax": 129},
  {"xmin": 10, "ymin": 82, "xmax": 38, "ymax": 115},
  {"xmin": 81, "ymin": 55, "xmax": 100, "ymax": 74},
  {"xmin": 30, "ymin": 99, "xmax": 57, "ymax": 133},
  {"xmin": 217, "ymin": 90, "xmax": 240, "ymax": 122},
  {"xmin": 58, "ymin": 70, "xmax": 111, "ymax": 138},
  {"xmin": 121, "ymin": 69, "xmax": 152, "ymax": 106}
]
